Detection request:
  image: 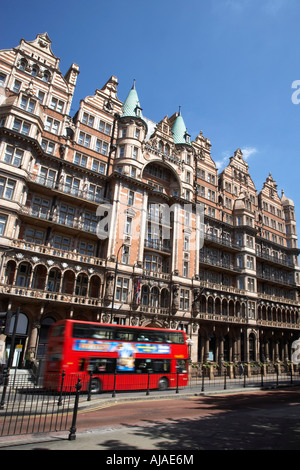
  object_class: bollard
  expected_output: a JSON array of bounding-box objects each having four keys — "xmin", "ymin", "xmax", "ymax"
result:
[
  {"xmin": 224, "ymin": 368, "xmax": 227, "ymax": 390},
  {"xmin": 176, "ymin": 371, "xmax": 179, "ymax": 394},
  {"xmin": 112, "ymin": 371, "xmax": 117, "ymax": 397},
  {"xmin": 0, "ymin": 367, "xmax": 9, "ymax": 409},
  {"xmin": 146, "ymin": 372, "xmax": 150, "ymax": 395},
  {"xmin": 58, "ymin": 370, "xmax": 65, "ymax": 406},
  {"xmin": 68, "ymin": 377, "xmax": 82, "ymax": 441},
  {"xmin": 201, "ymin": 368, "xmax": 205, "ymax": 392},
  {"xmin": 87, "ymin": 370, "xmax": 93, "ymax": 401}
]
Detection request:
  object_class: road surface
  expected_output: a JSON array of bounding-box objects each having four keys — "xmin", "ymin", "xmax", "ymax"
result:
[{"xmin": 0, "ymin": 387, "xmax": 299, "ymax": 451}]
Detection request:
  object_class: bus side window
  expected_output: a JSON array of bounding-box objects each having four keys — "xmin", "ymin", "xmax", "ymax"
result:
[
  {"xmin": 176, "ymin": 359, "xmax": 187, "ymax": 373},
  {"xmin": 79, "ymin": 358, "xmax": 85, "ymax": 371},
  {"xmin": 89, "ymin": 358, "xmax": 116, "ymax": 373}
]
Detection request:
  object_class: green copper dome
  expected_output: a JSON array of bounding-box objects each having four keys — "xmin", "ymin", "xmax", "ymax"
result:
[
  {"xmin": 172, "ymin": 108, "xmax": 191, "ymax": 145},
  {"xmin": 122, "ymin": 80, "xmax": 143, "ymax": 118}
]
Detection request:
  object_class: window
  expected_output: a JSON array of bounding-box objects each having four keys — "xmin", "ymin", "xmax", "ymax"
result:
[
  {"xmin": 99, "ymin": 120, "xmax": 111, "ymax": 135},
  {"xmin": 0, "ymin": 215, "xmax": 7, "ymax": 235},
  {"xmin": 20, "ymin": 95, "xmax": 36, "ymax": 113},
  {"xmin": 247, "ymin": 278, "xmax": 255, "ymax": 292},
  {"xmin": 144, "ymin": 254, "xmax": 163, "ymax": 272},
  {"xmin": 74, "ymin": 152, "xmax": 87, "ymax": 167},
  {"xmin": 78, "ymin": 241, "xmax": 95, "ymax": 256},
  {"xmin": 92, "ymin": 159, "xmax": 106, "ymax": 174},
  {"xmin": 82, "ymin": 112, "xmax": 94, "ymax": 127},
  {"xmin": 183, "ymin": 261, "xmax": 189, "ymax": 277},
  {"xmin": 128, "ymin": 190, "xmax": 134, "ymax": 206},
  {"xmin": 24, "ymin": 228, "xmax": 44, "ymax": 244},
  {"xmin": 116, "ymin": 277, "xmax": 129, "ymax": 302},
  {"xmin": 121, "ymin": 245, "xmax": 130, "ymax": 264},
  {"xmin": 65, "ymin": 176, "xmax": 80, "ymax": 196},
  {"xmin": 13, "ymin": 118, "xmax": 30, "ymax": 135},
  {"xmin": 50, "ymin": 97, "xmax": 64, "ymax": 113},
  {"xmin": 208, "ymin": 189, "xmax": 215, "ymax": 201},
  {"xmin": 52, "ymin": 235, "xmax": 71, "ymax": 251},
  {"xmin": 184, "ymin": 236, "xmax": 189, "ymax": 251},
  {"xmin": 135, "ymin": 128, "xmax": 140, "ymax": 139},
  {"xmin": 45, "ymin": 117, "xmax": 60, "ymax": 134},
  {"xmin": 43, "ymin": 70, "xmax": 50, "ymax": 82},
  {"xmin": 88, "ymin": 184, "xmax": 102, "ymax": 202},
  {"xmin": 0, "ymin": 73, "xmax": 6, "ymax": 87},
  {"xmin": 0, "ymin": 178, "xmax": 15, "ymax": 200},
  {"xmin": 237, "ymin": 277, "xmax": 244, "ymax": 289},
  {"xmin": 58, "ymin": 204, "xmax": 75, "ymax": 227},
  {"xmin": 78, "ymin": 131, "xmax": 91, "ymax": 148},
  {"xmin": 31, "ymin": 196, "xmax": 50, "ymax": 219},
  {"xmin": 184, "ymin": 209, "xmax": 190, "ymax": 227},
  {"xmin": 119, "ymin": 146, "xmax": 125, "ymax": 158},
  {"xmin": 125, "ymin": 217, "xmax": 132, "ymax": 235},
  {"xmin": 180, "ymin": 289, "xmax": 189, "ymax": 310},
  {"xmin": 247, "ymin": 256, "xmax": 254, "ymax": 270},
  {"xmin": 246, "ymin": 235, "xmax": 253, "ymax": 248},
  {"xmin": 31, "ymin": 65, "xmax": 39, "ymax": 77},
  {"xmin": 37, "ymin": 90, "xmax": 45, "ymax": 104},
  {"xmin": 39, "ymin": 167, "xmax": 56, "ymax": 187},
  {"xmin": 4, "ymin": 145, "xmax": 23, "ymax": 166},
  {"xmin": 95, "ymin": 139, "xmax": 108, "ymax": 155},
  {"xmin": 83, "ymin": 211, "xmax": 97, "ymax": 233},
  {"xmin": 132, "ymin": 146, "xmax": 138, "ymax": 159},
  {"xmin": 12, "ymin": 80, "xmax": 21, "ymax": 93},
  {"xmin": 41, "ymin": 139, "xmax": 55, "ymax": 155}
]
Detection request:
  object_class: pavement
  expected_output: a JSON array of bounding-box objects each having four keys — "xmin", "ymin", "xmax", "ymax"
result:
[{"xmin": 0, "ymin": 384, "xmax": 299, "ymax": 452}]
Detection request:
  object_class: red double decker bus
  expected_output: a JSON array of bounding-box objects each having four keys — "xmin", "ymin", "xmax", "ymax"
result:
[{"xmin": 43, "ymin": 320, "xmax": 189, "ymax": 393}]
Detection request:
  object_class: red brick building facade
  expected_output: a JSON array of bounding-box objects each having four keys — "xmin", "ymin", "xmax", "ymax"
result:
[{"xmin": 0, "ymin": 34, "xmax": 299, "ymax": 367}]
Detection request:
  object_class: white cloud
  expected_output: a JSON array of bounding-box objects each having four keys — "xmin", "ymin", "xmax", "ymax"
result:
[
  {"xmin": 241, "ymin": 146, "xmax": 258, "ymax": 160},
  {"xmin": 215, "ymin": 147, "xmax": 258, "ymax": 169}
]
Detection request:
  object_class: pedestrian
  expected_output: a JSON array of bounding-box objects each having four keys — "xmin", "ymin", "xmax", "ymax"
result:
[{"xmin": 238, "ymin": 361, "xmax": 244, "ymax": 379}]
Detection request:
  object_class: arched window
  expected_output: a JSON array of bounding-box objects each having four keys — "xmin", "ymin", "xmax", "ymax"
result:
[
  {"xmin": 31, "ymin": 65, "xmax": 39, "ymax": 77},
  {"xmin": 249, "ymin": 333, "xmax": 256, "ymax": 361},
  {"xmin": 43, "ymin": 70, "xmax": 50, "ymax": 82},
  {"xmin": 150, "ymin": 287, "xmax": 159, "ymax": 307},
  {"xmin": 18, "ymin": 59, "xmax": 27, "ymax": 71},
  {"xmin": 160, "ymin": 288, "xmax": 170, "ymax": 308},
  {"xmin": 141, "ymin": 285, "xmax": 149, "ymax": 306},
  {"xmin": 8, "ymin": 312, "xmax": 28, "ymax": 335}
]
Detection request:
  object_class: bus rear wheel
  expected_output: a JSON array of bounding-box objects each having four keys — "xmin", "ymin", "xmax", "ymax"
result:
[
  {"xmin": 158, "ymin": 377, "xmax": 169, "ymax": 391},
  {"xmin": 90, "ymin": 377, "xmax": 101, "ymax": 394}
]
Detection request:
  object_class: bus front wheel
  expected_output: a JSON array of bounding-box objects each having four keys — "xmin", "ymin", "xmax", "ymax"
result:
[
  {"xmin": 90, "ymin": 377, "xmax": 101, "ymax": 394},
  {"xmin": 158, "ymin": 377, "xmax": 169, "ymax": 391}
]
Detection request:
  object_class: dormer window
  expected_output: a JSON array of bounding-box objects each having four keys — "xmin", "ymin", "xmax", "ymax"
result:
[
  {"xmin": 43, "ymin": 70, "xmax": 50, "ymax": 82},
  {"xmin": 135, "ymin": 106, "xmax": 142, "ymax": 117},
  {"xmin": 18, "ymin": 59, "xmax": 27, "ymax": 71},
  {"xmin": 184, "ymin": 132, "xmax": 190, "ymax": 144},
  {"xmin": 31, "ymin": 65, "xmax": 39, "ymax": 77}
]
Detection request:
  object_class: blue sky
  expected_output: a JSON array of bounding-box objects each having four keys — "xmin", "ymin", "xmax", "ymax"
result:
[{"xmin": 2, "ymin": 0, "xmax": 300, "ymax": 224}]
